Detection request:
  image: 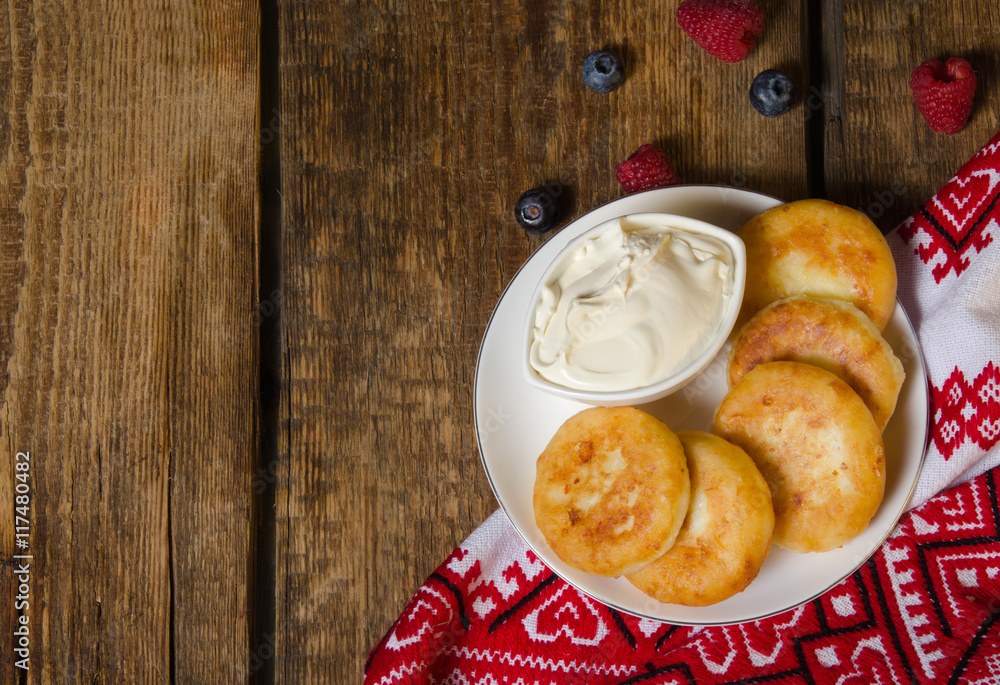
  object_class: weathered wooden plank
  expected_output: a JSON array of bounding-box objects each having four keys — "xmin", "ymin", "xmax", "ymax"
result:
[
  {"xmin": 275, "ymin": 0, "xmax": 809, "ymax": 680},
  {"xmin": 0, "ymin": 0, "xmax": 259, "ymax": 681},
  {"xmin": 826, "ymin": 0, "xmax": 1000, "ymax": 228}
]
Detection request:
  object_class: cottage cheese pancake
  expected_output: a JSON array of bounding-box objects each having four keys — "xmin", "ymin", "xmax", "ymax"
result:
[
  {"xmin": 626, "ymin": 431, "xmax": 774, "ymax": 606},
  {"xmin": 713, "ymin": 362, "xmax": 886, "ymax": 553},
  {"xmin": 533, "ymin": 407, "xmax": 690, "ymax": 576},
  {"xmin": 737, "ymin": 199, "xmax": 897, "ymax": 331}
]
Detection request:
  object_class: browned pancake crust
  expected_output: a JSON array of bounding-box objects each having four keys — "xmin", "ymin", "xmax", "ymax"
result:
[
  {"xmin": 737, "ymin": 199, "xmax": 897, "ymax": 331},
  {"xmin": 626, "ymin": 431, "xmax": 774, "ymax": 606},
  {"xmin": 728, "ymin": 296, "xmax": 905, "ymax": 431},
  {"xmin": 712, "ymin": 362, "xmax": 885, "ymax": 553},
  {"xmin": 533, "ymin": 407, "xmax": 690, "ymax": 577}
]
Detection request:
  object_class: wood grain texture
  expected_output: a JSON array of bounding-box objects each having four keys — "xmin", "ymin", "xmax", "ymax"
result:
[
  {"xmin": 275, "ymin": 0, "xmax": 807, "ymax": 680},
  {"xmin": 7, "ymin": 1, "xmax": 991, "ymax": 681},
  {"xmin": 0, "ymin": 0, "xmax": 259, "ymax": 681},
  {"xmin": 826, "ymin": 0, "xmax": 1000, "ymax": 229}
]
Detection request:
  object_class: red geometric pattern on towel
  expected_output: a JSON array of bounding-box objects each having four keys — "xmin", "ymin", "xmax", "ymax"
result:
[
  {"xmin": 896, "ymin": 139, "xmax": 999, "ymax": 284},
  {"xmin": 886, "ymin": 129, "xmax": 1000, "ymax": 508},
  {"xmin": 933, "ymin": 362, "xmax": 1000, "ymax": 460},
  {"xmin": 365, "ymin": 469, "xmax": 1000, "ymax": 684}
]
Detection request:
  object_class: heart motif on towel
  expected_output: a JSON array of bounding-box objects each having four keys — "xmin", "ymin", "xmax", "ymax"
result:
[
  {"xmin": 522, "ymin": 584, "xmax": 609, "ymax": 646},
  {"xmin": 899, "ymin": 169, "xmax": 999, "ymax": 282}
]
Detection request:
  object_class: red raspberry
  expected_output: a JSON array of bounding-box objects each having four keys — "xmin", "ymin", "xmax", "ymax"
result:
[
  {"xmin": 615, "ymin": 144, "xmax": 680, "ymax": 194},
  {"xmin": 910, "ymin": 58, "xmax": 976, "ymax": 135},
  {"xmin": 676, "ymin": 0, "xmax": 765, "ymax": 64}
]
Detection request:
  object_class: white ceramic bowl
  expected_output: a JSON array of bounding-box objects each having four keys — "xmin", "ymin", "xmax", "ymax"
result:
[{"xmin": 522, "ymin": 212, "xmax": 746, "ymax": 406}]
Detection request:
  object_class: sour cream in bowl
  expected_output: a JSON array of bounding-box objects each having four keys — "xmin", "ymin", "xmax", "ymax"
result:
[{"xmin": 523, "ymin": 213, "xmax": 746, "ymax": 406}]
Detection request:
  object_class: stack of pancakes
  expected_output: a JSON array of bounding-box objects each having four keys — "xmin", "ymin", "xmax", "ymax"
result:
[{"xmin": 532, "ymin": 199, "xmax": 905, "ymax": 606}]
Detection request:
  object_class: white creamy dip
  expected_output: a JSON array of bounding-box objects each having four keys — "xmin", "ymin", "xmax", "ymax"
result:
[{"xmin": 528, "ymin": 217, "xmax": 736, "ymax": 392}]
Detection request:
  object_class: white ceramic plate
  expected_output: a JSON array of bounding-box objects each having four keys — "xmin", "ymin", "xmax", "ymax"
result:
[{"xmin": 474, "ymin": 185, "xmax": 929, "ymax": 625}]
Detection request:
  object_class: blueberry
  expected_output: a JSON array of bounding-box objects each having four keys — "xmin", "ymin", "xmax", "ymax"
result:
[
  {"xmin": 749, "ymin": 70, "xmax": 796, "ymax": 117},
  {"xmin": 514, "ymin": 188, "xmax": 559, "ymax": 234},
  {"xmin": 582, "ymin": 51, "xmax": 624, "ymax": 93}
]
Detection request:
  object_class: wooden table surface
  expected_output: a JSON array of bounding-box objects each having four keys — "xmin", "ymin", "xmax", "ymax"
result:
[{"xmin": 1, "ymin": 0, "xmax": 997, "ymax": 682}]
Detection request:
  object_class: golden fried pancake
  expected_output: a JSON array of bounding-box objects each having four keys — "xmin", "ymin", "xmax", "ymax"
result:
[
  {"xmin": 626, "ymin": 431, "xmax": 774, "ymax": 606},
  {"xmin": 729, "ymin": 296, "xmax": 905, "ymax": 431},
  {"xmin": 737, "ymin": 199, "xmax": 897, "ymax": 331},
  {"xmin": 533, "ymin": 407, "xmax": 690, "ymax": 576},
  {"xmin": 712, "ymin": 362, "xmax": 885, "ymax": 553}
]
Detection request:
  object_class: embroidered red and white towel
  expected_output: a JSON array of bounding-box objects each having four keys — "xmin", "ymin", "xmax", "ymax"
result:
[
  {"xmin": 893, "ymin": 134, "xmax": 1000, "ymax": 508},
  {"xmin": 365, "ymin": 131, "xmax": 1000, "ymax": 685}
]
